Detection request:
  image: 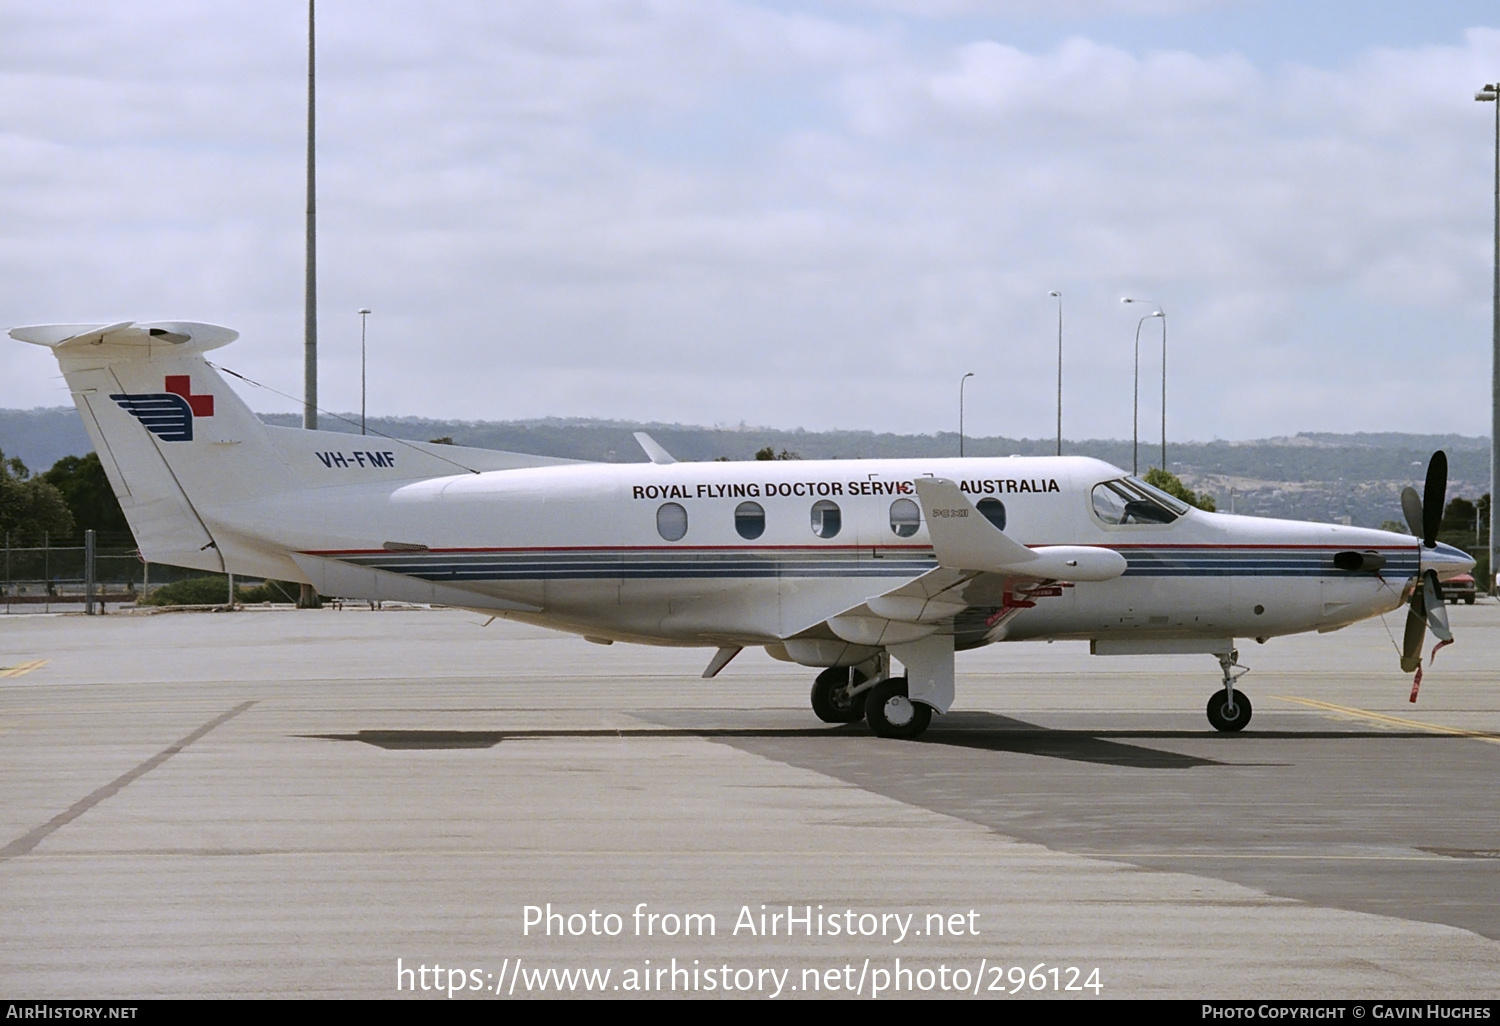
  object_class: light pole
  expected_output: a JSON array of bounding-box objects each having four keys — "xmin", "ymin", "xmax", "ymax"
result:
[
  {"xmin": 1123, "ymin": 298, "xmax": 1166, "ymax": 475},
  {"xmin": 959, "ymin": 372, "xmax": 975, "ymax": 457},
  {"xmin": 1049, "ymin": 291, "xmax": 1063, "ymax": 456},
  {"xmin": 303, "ymin": 0, "xmax": 317, "ymax": 431},
  {"xmin": 1477, "ymin": 82, "xmax": 1499, "ymax": 596},
  {"xmin": 298, "ymin": 0, "xmax": 322, "ymax": 612},
  {"xmin": 359, "ymin": 309, "xmax": 371, "ymax": 435}
]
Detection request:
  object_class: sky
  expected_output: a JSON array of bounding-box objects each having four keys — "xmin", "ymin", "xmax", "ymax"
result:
[{"xmin": 1, "ymin": 0, "xmax": 1499, "ymax": 443}]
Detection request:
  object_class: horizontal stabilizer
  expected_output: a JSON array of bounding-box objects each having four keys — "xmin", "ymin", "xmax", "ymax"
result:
[
  {"xmin": 10, "ymin": 321, "xmax": 238, "ymax": 358},
  {"xmin": 913, "ymin": 477, "xmax": 1126, "ymax": 582}
]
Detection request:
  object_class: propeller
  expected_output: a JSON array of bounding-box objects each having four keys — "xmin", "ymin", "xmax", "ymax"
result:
[{"xmin": 1398, "ymin": 451, "xmax": 1451, "ymax": 676}]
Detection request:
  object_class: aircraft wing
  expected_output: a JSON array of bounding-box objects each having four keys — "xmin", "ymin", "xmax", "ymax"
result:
[
  {"xmin": 913, "ymin": 477, "xmax": 1126, "ymax": 581},
  {"xmin": 785, "ymin": 477, "xmax": 1125, "ymax": 646},
  {"xmin": 841, "ymin": 566, "xmax": 979, "ymax": 624}
]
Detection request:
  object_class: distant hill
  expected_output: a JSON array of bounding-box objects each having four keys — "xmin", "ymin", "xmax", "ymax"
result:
[
  {"xmin": 0, "ymin": 407, "xmax": 95, "ymax": 472},
  {"xmin": 1, "ymin": 406, "xmax": 1489, "ymax": 529}
]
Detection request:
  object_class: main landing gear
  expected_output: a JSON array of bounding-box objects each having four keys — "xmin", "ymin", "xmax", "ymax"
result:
[
  {"xmin": 810, "ymin": 666, "xmax": 869, "ymax": 723},
  {"xmin": 808, "ymin": 660, "xmax": 936, "ymax": 740},
  {"xmin": 864, "ymin": 677, "xmax": 931, "ymax": 740},
  {"xmin": 1208, "ymin": 651, "xmax": 1252, "ymax": 732}
]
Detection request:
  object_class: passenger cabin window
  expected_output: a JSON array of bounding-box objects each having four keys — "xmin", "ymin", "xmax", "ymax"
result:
[
  {"xmin": 976, "ymin": 497, "xmax": 1007, "ymax": 531},
  {"xmin": 1090, "ymin": 477, "xmax": 1187, "ymax": 526},
  {"xmin": 810, "ymin": 499, "xmax": 841, "ymax": 539},
  {"xmin": 734, "ymin": 501, "xmax": 765, "ymax": 540},
  {"xmin": 889, "ymin": 498, "xmax": 920, "ymax": 538},
  {"xmin": 656, "ymin": 502, "xmax": 688, "ymax": 541}
]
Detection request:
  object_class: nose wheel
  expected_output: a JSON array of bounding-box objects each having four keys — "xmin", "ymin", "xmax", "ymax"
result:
[
  {"xmin": 1206, "ymin": 689, "xmax": 1252, "ymax": 732},
  {"xmin": 1208, "ymin": 651, "xmax": 1252, "ymax": 732}
]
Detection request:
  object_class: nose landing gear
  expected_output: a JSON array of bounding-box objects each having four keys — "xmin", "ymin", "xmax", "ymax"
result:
[{"xmin": 1208, "ymin": 650, "xmax": 1252, "ymax": 732}]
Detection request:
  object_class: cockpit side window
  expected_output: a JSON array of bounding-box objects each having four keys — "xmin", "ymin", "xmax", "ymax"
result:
[
  {"xmin": 1130, "ymin": 476, "xmax": 1190, "ymax": 515},
  {"xmin": 1091, "ymin": 477, "xmax": 1183, "ymax": 526}
]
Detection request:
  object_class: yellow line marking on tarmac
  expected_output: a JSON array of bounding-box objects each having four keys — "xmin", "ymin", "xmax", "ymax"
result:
[
  {"xmin": 1272, "ymin": 695, "xmax": 1500, "ymax": 745},
  {"xmin": 0, "ymin": 659, "xmax": 47, "ymax": 679},
  {"xmin": 1081, "ymin": 852, "xmax": 1454, "ymax": 861}
]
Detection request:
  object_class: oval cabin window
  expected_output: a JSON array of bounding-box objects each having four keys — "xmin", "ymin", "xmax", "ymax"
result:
[
  {"xmin": 976, "ymin": 497, "xmax": 1007, "ymax": 531},
  {"xmin": 889, "ymin": 498, "xmax": 920, "ymax": 538},
  {"xmin": 656, "ymin": 502, "xmax": 688, "ymax": 541},
  {"xmin": 810, "ymin": 499, "xmax": 841, "ymax": 539},
  {"xmin": 734, "ymin": 501, "xmax": 765, "ymax": 540}
]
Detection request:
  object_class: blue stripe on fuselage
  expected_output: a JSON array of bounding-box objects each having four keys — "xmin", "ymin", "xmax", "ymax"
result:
[{"xmin": 321, "ymin": 545, "xmax": 1418, "ymax": 583}]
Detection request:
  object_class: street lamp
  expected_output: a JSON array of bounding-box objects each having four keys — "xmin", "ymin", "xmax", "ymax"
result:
[
  {"xmin": 959, "ymin": 372, "xmax": 975, "ymax": 457},
  {"xmin": 304, "ymin": 0, "xmax": 317, "ymax": 431},
  {"xmin": 359, "ymin": 308, "xmax": 371, "ymax": 435},
  {"xmin": 297, "ymin": 0, "xmax": 321, "ymax": 613},
  {"xmin": 1477, "ymin": 82, "xmax": 1499, "ymax": 596},
  {"xmin": 1049, "ymin": 291, "xmax": 1063, "ymax": 455},
  {"xmin": 1123, "ymin": 298, "xmax": 1166, "ymax": 475}
]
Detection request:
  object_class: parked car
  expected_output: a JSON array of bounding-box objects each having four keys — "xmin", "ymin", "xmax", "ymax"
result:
[{"xmin": 1444, "ymin": 573, "xmax": 1477, "ymax": 605}]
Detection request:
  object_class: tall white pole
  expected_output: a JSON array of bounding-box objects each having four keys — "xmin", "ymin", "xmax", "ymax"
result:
[
  {"xmin": 1477, "ymin": 84, "xmax": 1499, "ymax": 595},
  {"xmin": 299, "ymin": 0, "xmax": 322, "ymax": 611},
  {"xmin": 959, "ymin": 372, "xmax": 974, "ymax": 458},
  {"xmin": 1160, "ymin": 311, "xmax": 1168, "ymax": 473},
  {"xmin": 1132, "ymin": 316, "xmax": 1146, "ymax": 475},
  {"xmin": 359, "ymin": 309, "xmax": 371, "ymax": 435},
  {"xmin": 303, "ymin": 0, "xmax": 317, "ymax": 431},
  {"xmin": 1123, "ymin": 298, "xmax": 1163, "ymax": 475},
  {"xmin": 1050, "ymin": 291, "xmax": 1063, "ymax": 456},
  {"xmin": 1491, "ymin": 89, "xmax": 1499, "ymax": 596}
]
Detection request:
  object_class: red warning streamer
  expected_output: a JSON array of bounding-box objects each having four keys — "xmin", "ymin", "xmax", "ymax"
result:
[{"xmin": 1410, "ymin": 638, "xmax": 1455, "ymax": 703}]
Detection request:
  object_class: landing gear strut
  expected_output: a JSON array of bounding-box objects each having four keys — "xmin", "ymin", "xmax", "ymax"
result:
[
  {"xmin": 1207, "ymin": 651, "xmax": 1252, "ymax": 732},
  {"xmin": 810, "ymin": 666, "xmax": 869, "ymax": 723}
]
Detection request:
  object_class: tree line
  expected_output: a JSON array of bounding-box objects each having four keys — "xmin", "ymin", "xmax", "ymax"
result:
[{"xmin": 0, "ymin": 449, "xmax": 129, "ymax": 547}]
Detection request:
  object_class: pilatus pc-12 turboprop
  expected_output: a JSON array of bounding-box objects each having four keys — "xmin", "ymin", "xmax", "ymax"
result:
[{"xmin": 11, "ymin": 320, "xmax": 1476, "ymax": 740}]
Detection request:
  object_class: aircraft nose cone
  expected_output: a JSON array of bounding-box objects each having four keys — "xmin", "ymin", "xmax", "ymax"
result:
[{"xmin": 1422, "ymin": 540, "xmax": 1476, "ymax": 577}]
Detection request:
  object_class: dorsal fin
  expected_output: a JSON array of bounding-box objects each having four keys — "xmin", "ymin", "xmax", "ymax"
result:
[{"xmin": 634, "ymin": 431, "xmax": 676, "ymax": 465}]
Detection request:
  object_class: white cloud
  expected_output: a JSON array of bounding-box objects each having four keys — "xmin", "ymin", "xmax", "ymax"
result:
[{"xmin": 0, "ymin": 2, "xmax": 1496, "ymax": 445}]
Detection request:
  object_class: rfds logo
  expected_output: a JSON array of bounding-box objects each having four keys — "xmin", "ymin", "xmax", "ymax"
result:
[{"xmin": 110, "ymin": 375, "xmax": 215, "ymax": 441}]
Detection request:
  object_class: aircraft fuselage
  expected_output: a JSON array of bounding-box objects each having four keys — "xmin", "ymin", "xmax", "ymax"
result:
[{"xmin": 222, "ymin": 452, "xmax": 1424, "ymax": 655}]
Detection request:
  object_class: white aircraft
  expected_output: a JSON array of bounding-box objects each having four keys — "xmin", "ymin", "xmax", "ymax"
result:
[{"xmin": 11, "ymin": 320, "xmax": 1477, "ymax": 739}]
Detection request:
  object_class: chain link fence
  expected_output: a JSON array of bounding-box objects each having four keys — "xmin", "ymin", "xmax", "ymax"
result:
[{"xmin": 0, "ymin": 533, "xmax": 229, "ymax": 613}]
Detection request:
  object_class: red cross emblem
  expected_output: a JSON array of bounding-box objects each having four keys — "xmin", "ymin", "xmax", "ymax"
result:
[{"xmin": 164, "ymin": 375, "xmax": 214, "ymax": 417}]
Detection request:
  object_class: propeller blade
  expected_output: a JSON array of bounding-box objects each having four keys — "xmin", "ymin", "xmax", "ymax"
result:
[
  {"xmin": 1421, "ymin": 450, "xmax": 1447, "ymax": 548},
  {"xmin": 1400, "ymin": 486, "xmax": 1423, "ymax": 539},
  {"xmin": 1422, "ymin": 569, "xmax": 1452, "ymax": 643},
  {"xmin": 1400, "ymin": 586, "xmax": 1426, "ymax": 674}
]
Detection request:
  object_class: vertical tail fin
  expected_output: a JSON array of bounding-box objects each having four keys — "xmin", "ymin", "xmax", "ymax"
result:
[{"xmin": 11, "ymin": 321, "xmax": 301, "ymax": 579}]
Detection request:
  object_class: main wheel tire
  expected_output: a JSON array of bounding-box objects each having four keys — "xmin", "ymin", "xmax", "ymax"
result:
[
  {"xmin": 865, "ymin": 677, "xmax": 933, "ymax": 740},
  {"xmin": 811, "ymin": 667, "xmax": 869, "ymax": 723},
  {"xmin": 1206, "ymin": 689, "xmax": 1252, "ymax": 733}
]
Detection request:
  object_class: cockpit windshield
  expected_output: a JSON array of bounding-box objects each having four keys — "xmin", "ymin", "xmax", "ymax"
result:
[{"xmin": 1090, "ymin": 476, "xmax": 1189, "ymax": 526}]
